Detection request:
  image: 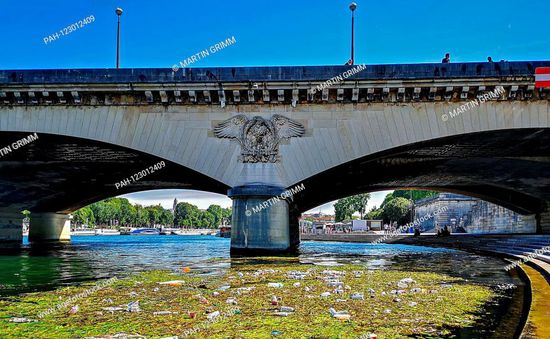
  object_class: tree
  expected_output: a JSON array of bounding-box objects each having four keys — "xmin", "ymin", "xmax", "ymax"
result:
[
  {"xmin": 174, "ymin": 202, "xmax": 201, "ymax": 228},
  {"xmin": 382, "ymin": 197, "xmax": 411, "ymax": 225},
  {"xmin": 334, "ymin": 198, "xmax": 354, "ymax": 222},
  {"xmin": 207, "ymin": 205, "xmax": 224, "ymax": 227},
  {"xmin": 381, "ymin": 190, "xmax": 437, "ymax": 208},
  {"xmin": 133, "ymin": 205, "xmax": 149, "ymax": 227},
  {"xmin": 365, "ymin": 206, "xmax": 383, "ymax": 220},
  {"xmin": 73, "ymin": 206, "xmax": 95, "ymax": 227},
  {"xmin": 349, "ymin": 193, "xmax": 371, "ymax": 219}
]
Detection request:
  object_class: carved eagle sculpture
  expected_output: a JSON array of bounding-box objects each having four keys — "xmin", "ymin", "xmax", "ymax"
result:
[{"xmin": 213, "ymin": 114, "xmax": 305, "ymax": 163}]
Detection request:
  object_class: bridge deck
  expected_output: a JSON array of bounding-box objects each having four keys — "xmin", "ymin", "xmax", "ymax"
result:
[{"xmin": 1, "ymin": 61, "xmax": 550, "ymax": 84}]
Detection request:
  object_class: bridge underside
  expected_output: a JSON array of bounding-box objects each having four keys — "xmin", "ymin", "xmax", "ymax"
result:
[
  {"xmin": 0, "ymin": 132, "xmax": 228, "ymax": 244},
  {"xmin": 2, "ymin": 128, "xmax": 550, "ymax": 250},
  {"xmin": 293, "ymin": 128, "xmax": 550, "ymax": 234}
]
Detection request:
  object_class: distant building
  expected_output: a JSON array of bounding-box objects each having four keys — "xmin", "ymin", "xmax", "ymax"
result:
[
  {"xmin": 414, "ymin": 193, "xmax": 536, "ymax": 234},
  {"xmin": 172, "ymin": 198, "xmax": 178, "ymax": 213}
]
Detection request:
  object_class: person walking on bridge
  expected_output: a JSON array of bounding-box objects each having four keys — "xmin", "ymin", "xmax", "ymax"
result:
[{"xmin": 442, "ymin": 53, "xmax": 451, "ymax": 63}]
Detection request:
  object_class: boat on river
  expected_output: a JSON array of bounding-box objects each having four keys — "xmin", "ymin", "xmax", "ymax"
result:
[
  {"xmin": 130, "ymin": 228, "xmax": 160, "ymax": 235},
  {"xmin": 216, "ymin": 226, "xmax": 231, "ymax": 238},
  {"xmin": 71, "ymin": 228, "xmax": 97, "ymax": 236},
  {"xmin": 96, "ymin": 228, "xmax": 121, "ymax": 236}
]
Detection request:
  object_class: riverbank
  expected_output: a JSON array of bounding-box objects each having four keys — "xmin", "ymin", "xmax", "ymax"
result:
[
  {"xmin": 302, "ymin": 233, "xmax": 550, "ymax": 338},
  {"xmin": 0, "ymin": 259, "xmax": 499, "ymax": 338}
]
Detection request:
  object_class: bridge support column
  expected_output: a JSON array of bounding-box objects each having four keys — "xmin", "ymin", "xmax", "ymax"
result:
[
  {"xmin": 28, "ymin": 213, "xmax": 71, "ymax": 243},
  {"xmin": 537, "ymin": 208, "xmax": 550, "ymax": 234},
  {"xmin": 0, "ymin": 211, "xmax": 23, "ymax": 246},
  {"xmin": 228, "ymin": 186, "xmax": 291, "ymax": 255}
]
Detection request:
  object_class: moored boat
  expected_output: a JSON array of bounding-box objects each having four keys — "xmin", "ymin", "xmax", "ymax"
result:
[
  {"xmin": 71, "ymin": 228, "xmax": 97, "ymax": 236},
  {"xmin": 130, "ymin": 228, "xmax": 160, "ymax": 235}
]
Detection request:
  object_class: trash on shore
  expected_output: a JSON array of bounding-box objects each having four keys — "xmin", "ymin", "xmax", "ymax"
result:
[
  {"xmin": 69, "ymin": 305, "xmax": 80, "ymax": 314},
  {"xmin": 218, "ymin": 285, "xmax": 231, "ymax": 291},
  {"xmin": 320, "ymin": 292, "xmax": 331, "ymax": 298},
  {"xmin": 127, "ymin": 301, "xmax": 141, "ymax": 313},
  {"xmin": 206, "ymin": 311, "xmax": 220, "ymax": 320},
  {"xmin": 267, "ymin": 282, "xmax": 284, "ymax": 288},
  {"xmin": 157, "ymin": 280, "xmax": 185, "ymax": 286},
  {"xmin": 329, "ymin": 307, "xmax": 351, "ymax": 320},
  {"xmin": 153, "ymin": 311, "xmax": 178, "ymax": 316},
  {"xmin": 271, "ymin": 295, "xmax": 279, "ymax": 305},
  {"xmin": 279, "ymin": 306, "xmax": 295, "ymax": 312},
  {"xmin": 273, "ymin": 311, "xmax": 291, "ymax": 317},
  {"xmin": 102, "ymin": 306, "xmax": 125, "ymax": 314},
  {"xmin": 226, "ymin": 297, "xmax": 237, "ymax": 305},
  {"xmin": 9, "ymin": 317, "xmax": 36, "ymax": 323},
  {"xmin": 351, "ymin": 293, "xmax": 364, "ymax": 300}
]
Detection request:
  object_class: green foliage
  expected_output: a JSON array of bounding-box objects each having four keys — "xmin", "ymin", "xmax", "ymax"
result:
[
  {"xmin": 78, "ymin": 198, "xmax": 177, "ymax": 229},
  {"xmin": 72, "ymin": 207, "xmax": 95, "ymax": 226},
  {"xmin": 334, "ymin": 199, "xmax": 354, "ymax": 222},
  {"xmin": 334, "ymin": 193, "xmax": 371, "ymax": 221},
  {"xmin": 382, "ymin": 197, "xmax": 411, "ymax": 224},
  {"xmin": 173, "ymin": 203, "xmax": 225, "ymax": 229},
  {"xmin": 381, "ymin": 190, "xmax": 437, "ymax": 208},
  {"xmin": 365, "ymin": 206, "xmax": 384, "ymax": 220}
]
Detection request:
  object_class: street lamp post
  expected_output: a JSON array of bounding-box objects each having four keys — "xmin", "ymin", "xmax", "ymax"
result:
[
  {"xmin": 349, "ymin": 2, "xmax": 357, "ymax": 65},
  {"xmin": 115, "ymin": 7, "xmax": 123, "ymax": 69}
]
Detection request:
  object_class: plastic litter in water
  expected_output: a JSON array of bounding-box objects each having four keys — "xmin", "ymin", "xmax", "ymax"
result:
[
  {"xmin": 127, "ymin": 301, "xmax": 141, "ymax": 313},
  {"xmin": 206, "ymin": 311, "xmax": 220, "ymax": 320},
  {"xmin": 329, "ymin": 308, "xmax": 351, "ymax": 320},
  {"xmin": 158, "ymin": 280, "xmax": 185, "ymax": 286},
  {"xmin": 279, "ymin": 306, "xmax": 294, "ymax": 312},
  {"xmin": 350, "ymin": 293, "xmax": 364, "ymax": 300},
  {"xmin": 267, "ymin": 282, "xmax": 284, "ymax": 288},
  {"xmin": 9, "ymin": 317, "xmax": 36, "ymax": 323}
]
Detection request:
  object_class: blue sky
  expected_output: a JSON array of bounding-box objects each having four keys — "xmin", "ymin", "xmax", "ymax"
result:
[{"xmin": 2, "ymin": 0, "xmax": 548, "ymax": 213}]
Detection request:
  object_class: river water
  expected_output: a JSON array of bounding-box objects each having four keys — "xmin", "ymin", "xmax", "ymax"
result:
[{"xmin": 0, "ymin": 235, "xmax": 525, "ymax": 338}]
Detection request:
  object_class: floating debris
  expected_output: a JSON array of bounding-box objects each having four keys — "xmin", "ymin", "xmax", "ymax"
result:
[
  {"xmin": 351, "ymin": 293, "xmax": 364, "ymax": 300},
  {"xmin": 153, "ymin": 311, "xmax": 178, "ymax": 316},
  {"xmin": 279, "ymin": 306, "xmax": 295, "ymax": 312},
  {"xmin": 267, "ymin": 283, "xmax": 284, "ymax": 288},
  {"xmin": 102, "ymin": 306, "xmax": 125, "ymax": 314},
  {"xmin": 329, "ymin": 308, "xmax": 350, "ymax": 320},
  {"xmin": 206, "ymin": 311, "xmax": 220, "ymax": 320},
  {"xmin": 157, "ymin": 280, "xmax": 185, "ymax": 286},
  {"xmin": 9, "ymin": 317, "xmax": 36, "ymax": 323},
  {"xmin": 273, "ymin": 311, "xmax": 290, "ymax": 317},
  {"xmin": 127, "ymin": 301, "xmax": 141, "ymax": 313}
]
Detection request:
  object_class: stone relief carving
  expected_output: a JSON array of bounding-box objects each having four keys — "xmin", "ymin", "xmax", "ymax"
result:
[{"xmin": 213, "ymin": 114, "xmax": 305, "ymax": 163}]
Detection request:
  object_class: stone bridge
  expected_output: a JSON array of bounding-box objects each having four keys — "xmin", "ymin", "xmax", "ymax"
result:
[{"xmin": 1, "ymin": 61, "xmax": 550, "ymax": 253}]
